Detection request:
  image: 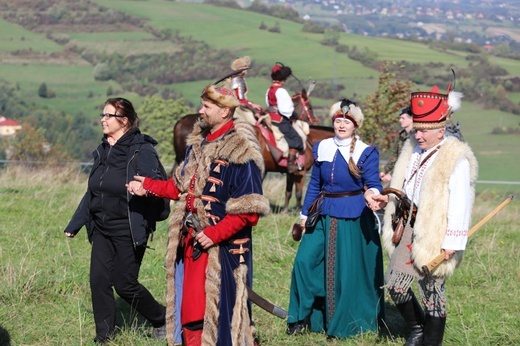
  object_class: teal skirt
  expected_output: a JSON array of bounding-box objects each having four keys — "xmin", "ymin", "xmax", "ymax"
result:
[{"xmin": 287, "ymin": 211, "xmax": 385, "ymax": 338}]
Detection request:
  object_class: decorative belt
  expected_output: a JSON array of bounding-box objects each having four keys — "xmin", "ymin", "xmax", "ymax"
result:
[{"xmin": 322, "ymin": 190, "xmax": 364, "ymax": 198}]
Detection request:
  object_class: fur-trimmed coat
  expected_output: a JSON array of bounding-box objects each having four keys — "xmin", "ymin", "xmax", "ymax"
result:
[
  {"xmin": 382, "ymin": 136, "xmax": 478, "ymax": 277},
  {"xmin": 165, "ymin": 119, "xmax": 270, "ymax": 346}
]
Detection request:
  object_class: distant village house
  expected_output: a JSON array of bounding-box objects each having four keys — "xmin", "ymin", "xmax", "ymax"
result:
[{"xmin": 0, "ymin": 115, "xmax": 22, "ymax": 136}]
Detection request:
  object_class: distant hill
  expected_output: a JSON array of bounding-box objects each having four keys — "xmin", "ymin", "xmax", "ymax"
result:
[
  {"xmin": 1, "ymin": 0, "xmax": 519, "ymax": 109},
  {"xmin": 0, "ymin": 0, "xmax": 519, "ymax": 183}
]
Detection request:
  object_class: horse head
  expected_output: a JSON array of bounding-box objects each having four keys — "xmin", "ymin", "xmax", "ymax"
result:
[{"xmin": 292, "ymin": 83, "xmax": 319, "ymax": 125}]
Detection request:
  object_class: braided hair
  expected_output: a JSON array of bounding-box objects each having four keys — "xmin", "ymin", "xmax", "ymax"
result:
[{"xmin": 340, "ymin": 98, "xmax": 362, "ymax": 178}]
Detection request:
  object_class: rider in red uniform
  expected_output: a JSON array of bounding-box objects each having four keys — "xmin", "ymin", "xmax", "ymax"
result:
[{"xmin": 266, "ymin": 62, "xmax": 304, "ymax": 173}]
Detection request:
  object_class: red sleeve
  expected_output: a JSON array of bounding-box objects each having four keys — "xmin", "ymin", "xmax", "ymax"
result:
[
  {"xmin": 203, "ymin": 213, "xmax": 259, "ymax": 244},
  {"xmin": 143, "ymin": 178, "xmax": 181, "ymax": 200}
]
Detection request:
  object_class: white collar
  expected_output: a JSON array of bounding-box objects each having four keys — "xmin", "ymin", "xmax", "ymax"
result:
[{"xmin": 317, "ymin": 136, "xmax": 368, "ymax": 163}]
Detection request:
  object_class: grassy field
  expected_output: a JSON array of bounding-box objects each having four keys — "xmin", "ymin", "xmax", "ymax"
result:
[
  {"xmin": 0, "ymin": 166, "xmax": 518, "ymax": 345},
  {"xmin": 1, "ymin": 0, "xmax": 520, "ymax": 116},
  {"xmin": 0, "ymin": 18, "xmax": 62, "ymax": 53}
]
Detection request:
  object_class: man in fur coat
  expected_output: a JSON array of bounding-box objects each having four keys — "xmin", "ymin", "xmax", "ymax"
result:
[
  {"xmin": 127, "ymin": 83, "xmax": 270, "ymax": 346},
  {"xmin": 372, "ymin": 85, "xmax": 478, "ymax": 346}
]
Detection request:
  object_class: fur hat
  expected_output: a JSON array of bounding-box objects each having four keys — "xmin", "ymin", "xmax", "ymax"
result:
[
  {"xmin": 231, "ymin": 56, "xmax": 251, "ymax": 71},
  {"xmin": 271, "ymin": 62, "xmax": 292, "ymax": 82},
  {"xmin": 329, "ymin": 99, "xmax": 364, "ymax": 128},
  {"xmin": 201, "ymin": 83, "xmax": 239, "ymax": 109},
  {"xmin": 411, "ymin": 85, "xmax": 463, "ymax": 130}
]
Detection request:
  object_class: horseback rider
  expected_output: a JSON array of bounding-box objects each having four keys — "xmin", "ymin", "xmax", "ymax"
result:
[
  {"xmin": 230, "ymin": 56, "xmax": 262, "ymax": 114},
  {"xmin": 266, "ymin": 62, "xmax": 304, "ymax": 174}
]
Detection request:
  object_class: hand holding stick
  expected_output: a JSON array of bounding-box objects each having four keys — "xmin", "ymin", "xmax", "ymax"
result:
[{"xmin": 422, "ymin": 195, "xmax": 514, "ymax": 277}]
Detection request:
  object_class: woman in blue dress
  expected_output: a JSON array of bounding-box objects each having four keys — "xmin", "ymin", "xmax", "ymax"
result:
[{"xmin": 286, "ymin": 98, "xmax": 385, "ymax": 339}]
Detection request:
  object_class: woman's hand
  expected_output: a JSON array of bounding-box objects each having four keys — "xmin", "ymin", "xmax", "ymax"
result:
[
  {"xmin": 369, "ymin": 195, "xmax": 388, "ymax": 211},
  {"xmin": 126, "ymin": 175, "xmax": 146, "ymax": 196}
]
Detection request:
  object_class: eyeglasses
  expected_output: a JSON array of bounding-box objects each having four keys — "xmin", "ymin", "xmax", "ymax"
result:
[{"xmin": 99, "ymin": 113, "xmax": 124, "ymax": 119}]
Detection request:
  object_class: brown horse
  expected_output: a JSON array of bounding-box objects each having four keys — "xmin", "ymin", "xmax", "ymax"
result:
[
  {"xmin": 292, "ymin": 86, "xmax": 319, "ymax": 125},
  {"xmin": 172, "ymin": 115, "xmax": 334, "ymax": 213},
  {"xmin": 257, "ymin": 123, "xmax": 334, "ymax": 212}
]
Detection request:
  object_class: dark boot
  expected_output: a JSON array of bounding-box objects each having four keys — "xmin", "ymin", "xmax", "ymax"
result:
[
  {"xmin": 286, "ymin": 318, "xmax": 309, "ymax": 336},
  {"xmin": 287, "ymin": 148, "xmax": 298, "ymax": 174},
  {"xmin": 423, "ymin": 315, "xmax": 446, "ymax": 346},
  {"xmin": 395, "ymin": 295, "xmax": 425, "ymax": 346}
]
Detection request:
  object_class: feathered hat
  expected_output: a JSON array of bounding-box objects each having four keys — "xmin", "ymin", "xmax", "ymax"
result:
[
  {"xmin": 231, "ymin": 56, "xmax": 251, "ymax": 71},
  {"xmin": 410, "ymin": 71, "xmax": 463, "ymax": 130},
  {"xmin": 329, "ymin": 99, "xmax": 364, "ymax": 128}
]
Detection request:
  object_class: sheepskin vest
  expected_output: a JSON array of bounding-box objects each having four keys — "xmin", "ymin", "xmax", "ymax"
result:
[
  {"xmin": 164, "ymin": 119, "xmax": 270, "ymax": 346},
  {"xmin": 382, "ymin": 136, "xmax": 478, "ymax": 277}
]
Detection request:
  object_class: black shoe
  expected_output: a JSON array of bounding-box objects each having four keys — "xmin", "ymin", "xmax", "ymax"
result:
[
  {"xmin": 151, "ymin": 324, "xmax": 166, "ymax": 340},
  {"xmin": 93, "ymin": 336, "xmax": 110, "ymax": 344},
  {"xmin": 286, "ymin": 321, "xmax": 308, "ymax": 335}
]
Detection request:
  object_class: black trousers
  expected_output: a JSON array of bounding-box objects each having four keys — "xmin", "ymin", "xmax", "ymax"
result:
[
  {"xmin": 90, "ymin": 231, "xmax": 166, "ymax": 338},
  {"xmin": 274, "ymin": 117, "xmax": 304, "ymax": 151}
]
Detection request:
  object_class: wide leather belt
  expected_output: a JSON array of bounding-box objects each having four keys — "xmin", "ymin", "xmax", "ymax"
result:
[{"xmin": 322, "ymin": 190, "xmax": 364, "ymax": 198}]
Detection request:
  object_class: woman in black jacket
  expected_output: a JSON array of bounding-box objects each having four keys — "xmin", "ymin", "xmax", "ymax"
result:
[{"xmin": 64, "ymin": 98, "xmax": 169, "ymax": 343}]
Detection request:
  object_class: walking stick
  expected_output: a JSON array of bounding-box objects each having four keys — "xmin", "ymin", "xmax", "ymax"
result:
[{"xmin": 422, "ymin": 195, "xmax": 514, "ymax": 277}]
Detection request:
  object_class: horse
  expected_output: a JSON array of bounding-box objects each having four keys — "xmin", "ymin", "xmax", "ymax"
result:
[
  {"xmin": 292, "ymin": 82, "xmax": 319, "ymax": 125},
  {"xmin": 172, "ymin": 115, "xmax": 335, "ymax": 213},
  {"xmin": 256, "ymin": 123, "xmax": 334, "ymax": 212}
]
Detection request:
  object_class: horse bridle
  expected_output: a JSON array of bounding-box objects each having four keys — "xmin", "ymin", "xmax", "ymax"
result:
[{"xmin": 292, "ymin": 94, "xmax": 318, "ymax": 124}]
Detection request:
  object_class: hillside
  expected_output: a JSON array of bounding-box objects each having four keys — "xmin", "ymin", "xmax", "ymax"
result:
[
  {"xmin": 0, "ymin": 0, "xmax": 519, "ymax": 186},
  {"xmin": 1, "ymin": 0, "xmax": 520, "ymax": 110}
]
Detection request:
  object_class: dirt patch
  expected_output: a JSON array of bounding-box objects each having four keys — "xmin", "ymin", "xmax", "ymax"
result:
[
  {"xmin": 418, "ymin": 23, "xmax": 447, "ymax": 35},
  {"xmin": 0, "ymin": 50, "xmax": 90, "ymax": 66},
  {"xmin": 486, "ymin": 27, "xmax": 520, "ymax": 42},
  {"xmin": 35, "ymin": 23, "xmax": 144, "ymax": 34}
]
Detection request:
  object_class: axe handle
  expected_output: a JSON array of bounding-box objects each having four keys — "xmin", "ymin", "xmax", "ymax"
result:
[{"xmin": 424, "ymin": 195, "xmax": 514, "ymax": 273}]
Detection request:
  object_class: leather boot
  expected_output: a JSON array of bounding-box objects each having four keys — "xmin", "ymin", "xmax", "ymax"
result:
[
  {"xmin": 423, "ymin": 315, "xmax": 446, "ymax": 346},
  {"xmin": 395, "ymin": 294, "xmax": 425, "ymax": 346},
  {"xmin": 287, "ymin": 148, "xmax": 298, "ymax": 174},
  {"xmin": 182, "ymin": 328, "xmax": 202, "ymax": 346}
]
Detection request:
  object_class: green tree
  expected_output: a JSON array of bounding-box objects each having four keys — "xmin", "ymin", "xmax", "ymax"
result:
[
  {"xmin": 137, "ymin": 95, "xmax": 191, "ymax": 166},
  {"xmin": 321, "ymin": 29, "xmax": 339, "ymax": 46},
  {"xmin": 361, "ymin": 61, "xmax": 412, "ymax": 154},
  {"xmin": 38, "ymin": 82, "xmax": 48, "ymax": 98},
  {"xmin": 6, "ymin": 123, "xmax": 71, "ymax": 166}
]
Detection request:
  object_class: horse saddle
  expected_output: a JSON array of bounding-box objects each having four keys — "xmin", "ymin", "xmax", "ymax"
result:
[{"xmin": 256, "ymin": 115, "xmax": 308, "ymax": 167}]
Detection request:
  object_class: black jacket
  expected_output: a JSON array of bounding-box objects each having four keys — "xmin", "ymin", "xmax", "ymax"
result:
[{"xmin": 64, "ymin": 129, "xmax": 170, "ymax": 247}]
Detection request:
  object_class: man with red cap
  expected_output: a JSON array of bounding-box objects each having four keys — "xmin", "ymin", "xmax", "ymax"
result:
[
  {"xmin": 266, "ymin": 62, "xmax": 304, "ymax": 173},
  {"xmin": 372, "ymin": 84, "xmax": 478, "ymax": 346},
  {"xmin": 127, "ymin": 82, "xmax": 270, "ymax": 346}
]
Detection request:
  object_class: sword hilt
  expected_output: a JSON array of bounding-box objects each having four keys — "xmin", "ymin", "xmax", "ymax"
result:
[{"xmin": 184, "ymin": 212, "xmax": 204, "ymax": 260}]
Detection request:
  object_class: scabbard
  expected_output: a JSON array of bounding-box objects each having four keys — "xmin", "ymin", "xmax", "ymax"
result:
[{"xmin": 247, "ymin": 287, "xmax": 287, "ymax": 319}]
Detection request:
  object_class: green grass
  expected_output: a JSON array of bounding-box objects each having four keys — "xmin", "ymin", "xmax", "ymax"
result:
[
  {"xmin": 0, "ymin": 167, "xmax": 518, "ymax": 345},
  {"xmin": 0, "ymin": 18, "xmax": 63, "ymax": 53},
  {"xmin": 454, "ymin": 102, "xmax": 520, "ymax": 189}
]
